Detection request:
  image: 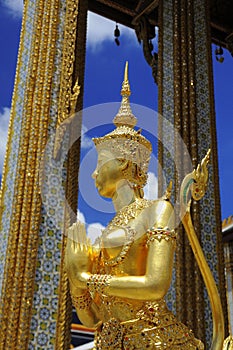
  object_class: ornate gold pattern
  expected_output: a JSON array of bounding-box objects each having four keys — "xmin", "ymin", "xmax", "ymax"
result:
[
  {"xmin": 223, "ymin": 335, "xmax": 233, "ymax": 350},
  {"xmin": 0, "ymin": 0, "xmax": 60, "ymax": 348},
  {"xmin": 94, "ymin": 300, "xmax": 204, "ymax": 350},
  {"xmin": 93, "ymin": 63, "xmax": 152, "ymax": 186},
  {"xmin": 146, "ymin": 228, "xmax": 176, "ymax": 243},
  {"xmin": 102, "ymin": 226, "xmax": 136, "ymax": 266},
  {"xmin": 158, "ymin": 0, "xmax": 228, "ymax": 345},
  {"xmin": 57, "ymin": 1, "xmax": 79, "ymax": 125},
  {"xmin": 180, "ymin": 152, "xmax": 225, "ymax": 349},
  {"xmin": 54, "ymin": 0, "xmax": 80, "ymax": 348},
  {"xmin": 191, "ymin": 149, "xmax": 211, "ymax": 201},
  {"xmin": 87, "ymin": 274, "xmax": 112, "ymax": 299},
  {"xmin": 105, "ymin": 198, "xmax": 152, "ymax": 227},
  {"xmin": 55, "ymin": 1, "xmax": 88, "ymax": 349},
  {"xmin": 53, "ymin": 0, "xmax": 81, "ymax": 159},
  {"xmin": 71, "ymin": 289, "xmax": 92, "ymax": 310}
]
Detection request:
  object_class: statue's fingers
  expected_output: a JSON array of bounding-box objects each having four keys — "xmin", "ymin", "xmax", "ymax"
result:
[
  {"xmin": 83, "ymin": 243, "xmax": 88, "ymax": 253},
  {"xmin": 80, "ymin": 242, "xmax": 85, "ymax": 252},
  {"xmin": 73, "ymin": 222, "xmax": 81, "ymax": 244},
  {"xmin": 67, "ymin": 225, "xmax": 74, "ymax": 245},
  {"xmin": 76, "ymin": 221, "xmax": 84, "ymax": 244},
  {"xmin": 81, "ymin": 223, "xmax": 87, "ymax": 244},
  {"xmin": 86, "ymin": 237, "xmax": 91, "ymax": 248},
  {"xmin": 78, "ymin": 223, "xmax": 87, "ymax": 245}
]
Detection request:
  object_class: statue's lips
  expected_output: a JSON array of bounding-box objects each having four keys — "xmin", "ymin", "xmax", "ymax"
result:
[{"xmin": 95, "ymin": 180, "xmax": 101, "ymax": 190}]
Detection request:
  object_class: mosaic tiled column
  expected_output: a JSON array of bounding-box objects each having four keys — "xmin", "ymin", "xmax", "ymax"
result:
[
  {"xmin": 0, "ymin": 0, "xmax": 88, "ymax": 349},
  {"xmin": 224, "ymin": 241, "xmax": 233, "ymax": 335},
  {"xmin": 158, "ymin": 0, "xmax": 228, "ymax": 347}
]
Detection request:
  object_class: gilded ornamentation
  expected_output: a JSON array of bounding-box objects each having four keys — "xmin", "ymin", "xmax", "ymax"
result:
[
  {"xmin": 71, "ymin": 289, "xmax": 92, "ymax": 310},
  {"xmin": 53, "ymin": 77, "xmax": 81, "ymax": 159},
  {"xmin": 52, "ymin": 0, "xmax": 81, "ymax": 160},
  {"xmin": 87, "ymin": 274, "xmax": 112, "ymax": 299},
  {"xmin": 223, "ymin": 335, "xmax": 233, "ymax": 350},
  {"xmin": 93, "ymin": 65, "xmax": 151, "ymax": 187},
  {"xmin": 65, "ymin": 63, "xmax": 207, "ymax": 349},
  {"xmin": 180, "ymin": 149, "xmax": 225, "ymax": 350},
  {"xmin": 101, "ymin": 226, "xmax": 136, "ymax": 267},
  {"xmin": 57, "ymin": 1, "xmax": 79, "ymax": 126},
  {"xmin": 146, "ymin": 228, "xmax": 176, "ymax": 243},
  {"xmin": 158, "ymin": 0, "xmax": 228, "ymax": 345},
  {"xmin": 0, "ymin": 0, "xmax": 61, "ymax": 348},
  {"xmin": 191, "ymin": 149, "xmax": 211, "ymax": 201}
]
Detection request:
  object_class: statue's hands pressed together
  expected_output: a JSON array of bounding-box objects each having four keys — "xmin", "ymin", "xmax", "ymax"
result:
[
  {"xmin": 65, "ymin": 221, "xmax": 96, "ymax": 290},
  {"xmin": 65, "ymin": 221, "xmax": 101, "ymax": 328}
]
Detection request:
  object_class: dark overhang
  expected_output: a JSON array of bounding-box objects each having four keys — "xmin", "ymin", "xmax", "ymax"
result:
[{"xmin": 88, "ymin": 0, "xmax": 233, "ymax": 53}]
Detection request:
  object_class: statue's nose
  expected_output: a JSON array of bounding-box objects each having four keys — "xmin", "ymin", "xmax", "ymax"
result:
[{"xmin": 92, "ymin": 169, "xmax": 98, "ymax": 179}]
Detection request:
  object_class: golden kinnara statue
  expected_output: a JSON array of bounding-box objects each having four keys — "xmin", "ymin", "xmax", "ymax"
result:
[{"xmin": 65, "ymin": 63, "xmax": 225, "ymax": 349}]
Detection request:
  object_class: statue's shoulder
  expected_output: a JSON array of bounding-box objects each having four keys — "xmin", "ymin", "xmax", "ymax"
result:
[{"xmin": 141, "ymin": 197, "xmax": 175, "ymax": 231}]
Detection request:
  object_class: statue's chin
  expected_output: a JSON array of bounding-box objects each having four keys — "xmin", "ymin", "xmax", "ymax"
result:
[
  {"xmin": 96, "ymin": 186, "xmax": 112, "ymax": 199},
  {"xmin": 97, "ymin": 187, "xmax": 113, "ymax": 199}
]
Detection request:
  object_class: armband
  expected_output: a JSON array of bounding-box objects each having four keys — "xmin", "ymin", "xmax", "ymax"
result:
[{"xmin": 146, "ymin": 228, "xmax": 176, "ymax": 245}]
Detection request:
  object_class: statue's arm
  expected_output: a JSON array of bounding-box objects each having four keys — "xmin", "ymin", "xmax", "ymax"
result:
[
  {"xmin": 68, "ymin": 283, "xmax": 101, "ymax": 328},
  {"xmin": 105, "ymin": 234, "xmax": 175, "ymax": 300},
  {"xmin": 78, "ymin": 233, "xmax": 175, "ymax": 301}
]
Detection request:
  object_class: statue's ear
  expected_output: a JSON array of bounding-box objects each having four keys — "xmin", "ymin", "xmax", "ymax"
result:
[{"xmin": 119, "ymin": 159, "xmax": 130, "ymax": 171}]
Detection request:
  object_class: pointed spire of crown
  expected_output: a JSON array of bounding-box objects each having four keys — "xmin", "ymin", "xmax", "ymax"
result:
[
  {"xmin": 121, "ymin": 61, "xmax": 131, "ymax": 97},
  {"xmin": 113, "ymin": 61, "xmax": 137, "ymax": 128}
]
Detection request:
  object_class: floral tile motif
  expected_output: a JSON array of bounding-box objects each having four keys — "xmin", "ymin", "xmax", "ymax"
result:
[
  {"xmin": 160, "ymin": 0, "xmax": 222, "ymax": 346},
  {"xmin": 194, "ymin": 1, "xmax": 221, "ymax": 345},
  {"xmin": 0, "ymin": 1, "xmax": 37, "ymax": 295},
  {"xmin": 161, "ymin": 0, "xmax": 176, "ymax": 314},
  {"xmin": 28, "ymin": 2, "xmax": 67, "ymax": 349}
]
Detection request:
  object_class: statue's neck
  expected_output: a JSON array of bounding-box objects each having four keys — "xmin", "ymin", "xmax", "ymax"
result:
[{"xmin": 112, "ymin": 180, "xmax": 141, "ymax": 212}]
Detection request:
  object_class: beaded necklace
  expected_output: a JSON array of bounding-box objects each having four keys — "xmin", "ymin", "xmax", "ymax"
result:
[{"xmin": 101, "ymin": 198, "xmax": 152, "ymax": 267}]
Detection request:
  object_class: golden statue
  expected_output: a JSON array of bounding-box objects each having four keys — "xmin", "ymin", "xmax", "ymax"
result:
[{"xmin": 65, "ymin": 63, "xmax": 225, "ymax": 349}]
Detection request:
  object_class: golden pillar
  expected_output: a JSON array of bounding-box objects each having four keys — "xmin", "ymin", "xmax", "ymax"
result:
[
  {"xmin": 0, "ymin": 0, "xmax": 87, "ymax": 349},
  {"xmin": 158, "ymin": 0, "xmax": 228, "ymax": 346}
]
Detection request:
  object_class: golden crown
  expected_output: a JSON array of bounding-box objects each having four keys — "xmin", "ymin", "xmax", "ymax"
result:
[{"xmin": 93, "ymin": 62, "xmax": 152, "ymax": 186}]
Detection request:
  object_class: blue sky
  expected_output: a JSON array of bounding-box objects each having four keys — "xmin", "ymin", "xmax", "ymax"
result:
[{"xmin": 0, "ymin": 1, "xmax": 232, "ymax": 236}]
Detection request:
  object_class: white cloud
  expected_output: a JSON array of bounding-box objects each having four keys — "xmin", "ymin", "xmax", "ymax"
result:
[
  {"xmin": 87, "ymin": 222, "xmax": 105, "ymax": 244},
  {"xmin": 81, "ymin": 125, "xmax": 93, "ymax": 149},
  {"xmin": 0, "ymin": 107, "xmax": 11, "ymax": 174},
  {"xmin": 144, "ymin": 171, "xmax": 158, "ymax": 200},
  {"xmin": 77, "ymin": 209, "xmax": 104, "ymax": 245},
  {"xmin": 87, "ymin": 11, "xmax": 136, "ymax": 50},
  {"xmin": 77, "ymin": 209, "xmax": 86, "ymax": 224},
  {"xmin": 2, "ymin": 0, "xmax": 23, "ymax": 18}
]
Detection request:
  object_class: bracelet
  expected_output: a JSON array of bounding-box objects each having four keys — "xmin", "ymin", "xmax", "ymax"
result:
[
  {"xmin": 146, "ymin": 227, "xmax": 176, "ymax": 244},
  {"xmin": 87, "ymin": 274, "xmax": 112, "ymax": 299},
  {"xmin": 71, "ymin": 289, "xmax": 92, "ymax": 310}
]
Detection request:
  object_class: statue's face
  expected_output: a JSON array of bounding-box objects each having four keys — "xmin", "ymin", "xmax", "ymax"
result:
[{"xmin": 92, "ymin": 150, "xmax": 123, "ymax": 198}]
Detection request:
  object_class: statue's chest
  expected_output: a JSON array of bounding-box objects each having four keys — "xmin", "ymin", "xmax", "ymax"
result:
[
  {"xmin": 102, "ymin": 227, "xmax": 129, "ymax": 260},
  {"xmin": 101, "ymin": 226, "xmax": 147, "ymax": 271}
]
